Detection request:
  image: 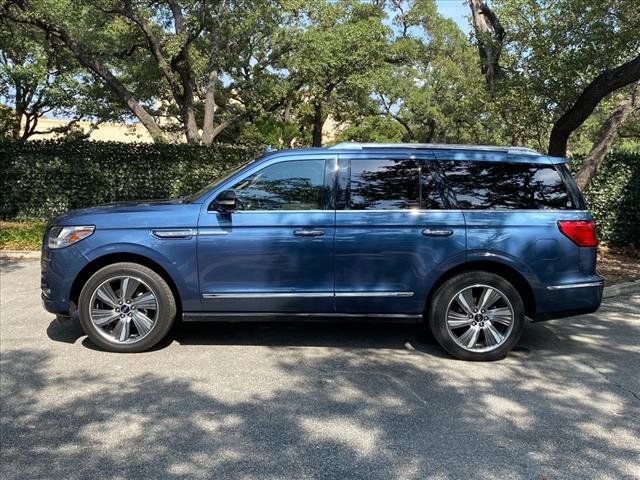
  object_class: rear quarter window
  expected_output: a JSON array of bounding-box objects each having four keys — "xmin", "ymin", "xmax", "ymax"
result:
[{"xmin": 439, "ymin": 160, "xmax": 576, "ymax": 210}]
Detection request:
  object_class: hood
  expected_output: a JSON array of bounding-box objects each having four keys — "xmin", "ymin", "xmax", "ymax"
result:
[{"xmin": 50, "ymin": 198, "xmax": 201, "ymax": 229}]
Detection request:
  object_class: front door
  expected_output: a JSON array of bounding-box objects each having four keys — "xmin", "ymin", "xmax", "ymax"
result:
[
  {"xmin": 197, "ymin": 155, "xmax": 336, "ymax": 313},
  {"xmin": 334, "ymin": 153, "xmax": 466, "ymax": 315}
]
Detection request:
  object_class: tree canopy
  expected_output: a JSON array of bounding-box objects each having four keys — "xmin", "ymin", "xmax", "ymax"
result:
[{"xmin": 1, "ymin": 0, "xmax": 639, "ymax": 172}]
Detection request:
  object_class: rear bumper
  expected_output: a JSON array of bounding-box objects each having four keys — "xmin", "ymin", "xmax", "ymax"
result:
[{"xmin": 533, "ymin": 278, "xmax": 604, "ymax": 321}]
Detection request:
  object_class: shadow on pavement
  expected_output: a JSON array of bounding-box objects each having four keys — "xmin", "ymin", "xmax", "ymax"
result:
[
  {"xmin": 0, "ymin": 258, "xmax": 29, "ymax": 274},
  {"xmin": 11, "ymin": 297, "xmax": 640, "ymax": 479}
]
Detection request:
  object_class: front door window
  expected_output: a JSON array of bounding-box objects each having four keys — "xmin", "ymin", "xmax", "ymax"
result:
[{"xmin": 231, "ymin": 160, "xmax": 327, "ymax": 211}]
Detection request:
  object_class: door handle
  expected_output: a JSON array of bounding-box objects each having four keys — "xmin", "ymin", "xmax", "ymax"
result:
[
  {"xmin": 422, "ymin": 228, "xmax": 453, "ymax": 237},
  {"xmin": 294, "ymin": 229, "xmax": 325, "ymax": 237}
]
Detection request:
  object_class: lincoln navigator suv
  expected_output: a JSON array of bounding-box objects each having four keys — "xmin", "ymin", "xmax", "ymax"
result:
[{"xmin": 41, "ymin": 142, "xmax": 603, "ymax": 361}]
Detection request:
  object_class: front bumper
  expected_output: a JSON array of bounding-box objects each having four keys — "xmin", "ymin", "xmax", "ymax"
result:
[{"xmin": 41, "ymin": 243, "xmax": 89, "ymax": 315}]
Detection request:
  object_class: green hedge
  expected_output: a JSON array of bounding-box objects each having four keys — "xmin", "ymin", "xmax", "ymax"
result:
[
  {"xmin": 1, "ymin": 140, "xmax": 638, "ymax": 246},
  {"xmin": 578, "ymin": 151, "xmax": 640, "ymax": 246},
  {"xmin": 0, "ymin": 140, "xmax": 259, "ymax": 220}
]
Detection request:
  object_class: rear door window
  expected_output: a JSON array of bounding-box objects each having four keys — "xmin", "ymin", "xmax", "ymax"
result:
[
  {"xmin": 349, "ymin": 159, "xmax": 420, "ymax": 210},
  {"xmin": 439, "ymin": 161, "xmax": 575, "ymax": 209},
  {"xmin": 347, "ymin": 159, "xmax": 447, "ymax": 210}
]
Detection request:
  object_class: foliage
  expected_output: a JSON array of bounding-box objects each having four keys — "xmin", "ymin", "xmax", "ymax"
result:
[
  {"xmin": 0, "ymin": 221, "xmax": 46, "ymax": 250},
  {"xmin": 0, "ymin": 19, "xmax": 119, "ymax": 140},
  {"xmin": 577, "ymin": 151, "xmax": 640, "ymax": 246},
  {"xmin": 335, "ymin": 116, "xmax": 406, "ymax": 144},
  {"xmin": 2, "ymin": 0, "xmax": 292, "ymax": 144},
  {"xmin": 284, "ymin": 0, "xmax": 389, "ymax": 145},
  {"xmin": 0, "ymin": 139, "xmax": 260, "ymax": 220},
  {"xmin": 1, "ymin": 0, "xmax": 638, "ymax": 154},
  {"xmin": 490, "ymin": 0, "xmax": 640, "ymax": 152}
]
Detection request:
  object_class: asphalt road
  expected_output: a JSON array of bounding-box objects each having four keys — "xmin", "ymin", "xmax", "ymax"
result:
[{"xmin": 1, "ymin": 258, "xmax": 639, "ymax": 480}]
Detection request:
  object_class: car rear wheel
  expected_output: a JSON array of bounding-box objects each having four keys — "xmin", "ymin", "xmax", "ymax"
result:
[
  {"xmin": 78, "ymin": 262, "xmax": 176, "ymax": 353},
  {"xmin": 428, "ymin": 271, "xmax": 525, "ymax": 361}
]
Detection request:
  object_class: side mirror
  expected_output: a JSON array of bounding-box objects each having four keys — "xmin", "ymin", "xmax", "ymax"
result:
[{"xmin": 211, "ymin": 189, "xmax": 238, "ymax": 213}]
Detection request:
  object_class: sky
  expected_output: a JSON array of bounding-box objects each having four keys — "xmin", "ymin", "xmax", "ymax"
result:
[{"xmin": 436, "ymin": 0, "xmax": 472, "ymax": 34}]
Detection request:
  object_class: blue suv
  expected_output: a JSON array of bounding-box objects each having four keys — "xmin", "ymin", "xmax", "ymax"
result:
[{"xmin": 41, "ymin": 142, "xmax": 603, "ymax": 360}]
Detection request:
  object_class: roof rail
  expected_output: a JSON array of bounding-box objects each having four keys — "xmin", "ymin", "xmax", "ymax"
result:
[{"xmin": 329, "ymin": 142, "xmax": 541, "ymax": 156}]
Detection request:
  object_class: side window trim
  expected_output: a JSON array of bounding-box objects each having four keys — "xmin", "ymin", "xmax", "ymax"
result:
[
  {"xmin": 556, "ymin": 164, "xmax": 586, "ymax": 210},
  {"xmin": 422, "ymin": 158, "xmax": 455, "ymax": 210}
]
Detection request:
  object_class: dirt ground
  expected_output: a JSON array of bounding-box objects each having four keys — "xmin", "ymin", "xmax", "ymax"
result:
[{"xmin": 598, "ymin": 245, "xmax": 640, "ymax": 284}]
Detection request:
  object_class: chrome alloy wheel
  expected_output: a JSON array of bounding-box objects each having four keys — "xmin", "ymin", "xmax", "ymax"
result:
[
  {"xmin": 445, "ymin": 284, "xmax": 515, "ymax": 353},
  {"xmin": 89, "ymin": 275, "xmax": 159, "ymax": 344}
]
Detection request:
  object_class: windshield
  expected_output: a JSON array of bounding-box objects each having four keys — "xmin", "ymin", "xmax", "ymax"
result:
[{"xmin": 184, "ymin": 157, "xmax": 258, "ymax": 203}]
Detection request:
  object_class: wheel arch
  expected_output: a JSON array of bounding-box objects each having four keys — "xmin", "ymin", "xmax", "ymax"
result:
[
  {"xmin": 425, "ymin": 261, "xmax": 537, "ymax": 319},
  {"xmin": 69, "ymin": 252, "xmax": 183, "ymax": 315}
]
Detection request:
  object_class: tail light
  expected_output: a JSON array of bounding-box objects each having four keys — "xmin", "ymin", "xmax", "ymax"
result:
[{"xmin": 558, "ymin": 220, "xmax": 598, "ymax": 247}]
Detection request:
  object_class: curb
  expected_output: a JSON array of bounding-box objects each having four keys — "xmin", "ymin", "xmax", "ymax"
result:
[
  {"xmin": 0, "ymin": 250, "xmax": 40, "ymax": 260},
  {"xmin": 603, "ymin": 279, "xmax": 640, "ymax": 298}
]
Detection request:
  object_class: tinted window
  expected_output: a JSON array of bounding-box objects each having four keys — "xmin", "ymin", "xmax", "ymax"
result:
[
  {"xmin": 440, "ymin": 161, "xmax": 574, "ymax": 209},
  {"xmin": 348, "ymin": 159, "xmax": 419, "ymax": 210},
  {"xmin": 348, "ymin": 159, "xmax": 446, "ymax": 210},
  {"xmin": 231, "ymin": 160, "xmax": 326, "ymax": 210}
]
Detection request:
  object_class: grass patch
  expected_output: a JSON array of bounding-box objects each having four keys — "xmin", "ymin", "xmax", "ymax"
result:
[{"xmin": 0, "ymin": 221, "xmax": 46, "ymax": 251}]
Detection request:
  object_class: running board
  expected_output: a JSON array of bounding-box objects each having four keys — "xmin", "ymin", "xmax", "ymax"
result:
[{"xmin": 182, "ymin": 312, "xmax": 423, "ymax": 323}]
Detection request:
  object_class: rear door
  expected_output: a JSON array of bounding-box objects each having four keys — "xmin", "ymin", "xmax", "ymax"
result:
[{"xmin": 334, "ymin": 152, "xmax": 466, "ymax": 315}]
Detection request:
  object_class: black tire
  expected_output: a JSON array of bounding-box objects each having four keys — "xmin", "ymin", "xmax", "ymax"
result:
[
  {"xmin": 78, "ymin": 262, "xmax": 177, "ymax": 353},
  {"xmin": 428, "ymin": 271, "xmax": 525, "ymax": 361}
]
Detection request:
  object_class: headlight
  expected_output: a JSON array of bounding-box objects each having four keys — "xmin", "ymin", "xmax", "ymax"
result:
[{"xmin": 47, "ymin": 226, "xmax": 95, "ymax": 249}]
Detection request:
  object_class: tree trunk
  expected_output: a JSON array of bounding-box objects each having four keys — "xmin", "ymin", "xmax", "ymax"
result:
[
  {"xmin": 179, "ymin": 69, "xmax": 200, "ymax": 145},
  {"xmin": 548, "ymin": 53, "xmax": 640, "ymax": 157},
  {"xmin": 424, "ymin": 118, "xmax": 437, "ymax": 143},
  {"xmin": 312, "ymin": 102, "xmax": 325, "ymax": 148},
  {"xmin": 468, "ymin": 0, "xmax": 505, "ymax": 89},
  {"xmin": 201, "ymin": 69, "xmax": 219, "ymax": 146},
  {"xmin": 12, "ymin": 84, "xmax": 25, "ymax": 139},
  {"xmin": 13, "ymin": 106, "xmax": 23, "ymax": 140},
  {"xmin": 574, "ymin": 82, "xmax": 639, "ymax": 190}
]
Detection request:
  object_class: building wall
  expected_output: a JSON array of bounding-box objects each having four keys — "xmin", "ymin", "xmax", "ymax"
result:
[
  {"xmin": 26, "ymin": 118, "xmax": 156, "ymax": 143},
  {"xmin": 27, "ymin": 116, "xmax": 343, "ymax": 145}
]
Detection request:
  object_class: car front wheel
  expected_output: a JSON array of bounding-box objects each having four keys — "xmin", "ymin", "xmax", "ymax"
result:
[
  {"xmin": 428, "ymin": 271, "xmax": 525, "ymax": 361},
  {"xmin": 78, "ymin": 262, "xmax": 177, "ymax": 353}
]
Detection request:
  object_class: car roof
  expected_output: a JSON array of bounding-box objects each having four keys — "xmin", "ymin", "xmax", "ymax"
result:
[{"xmin": 261, "ymin": 142, "xmax": 566, "ymax": 164}]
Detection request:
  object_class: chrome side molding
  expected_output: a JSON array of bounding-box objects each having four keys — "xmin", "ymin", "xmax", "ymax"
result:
[
  {"xmin": 335, "ymin": 291, "xmax": 414, "ymax": 297},
  {"xmin": 203, "ymin": 291, "xmax": 414, "ymax": 299},
  {"xmin": 203, "ymin": 292, "xmax": 333, "ymax": 299},
  {"xmin": 546, "ymin": 281, "xmax": 604, "ymax": 291}
]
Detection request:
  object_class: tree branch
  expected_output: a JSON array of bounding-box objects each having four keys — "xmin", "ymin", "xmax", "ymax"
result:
[
  {"xmin": 548, "ymin": 53, "xmax": 640, "ymax": 156},
  {"xmin": 469, "ymin": 0, "xmax": 505, "ymax": 89},
  {"xmin": 122, "ymin": 1, "xmax": 184, "ymax": 104},
  {"xmin": 3, "ymin": 2, "xmax": 167, "ymax": 142},
  {"xmin": 574, "ymin": 82, "xmax": 639, "ymax": 189}
]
